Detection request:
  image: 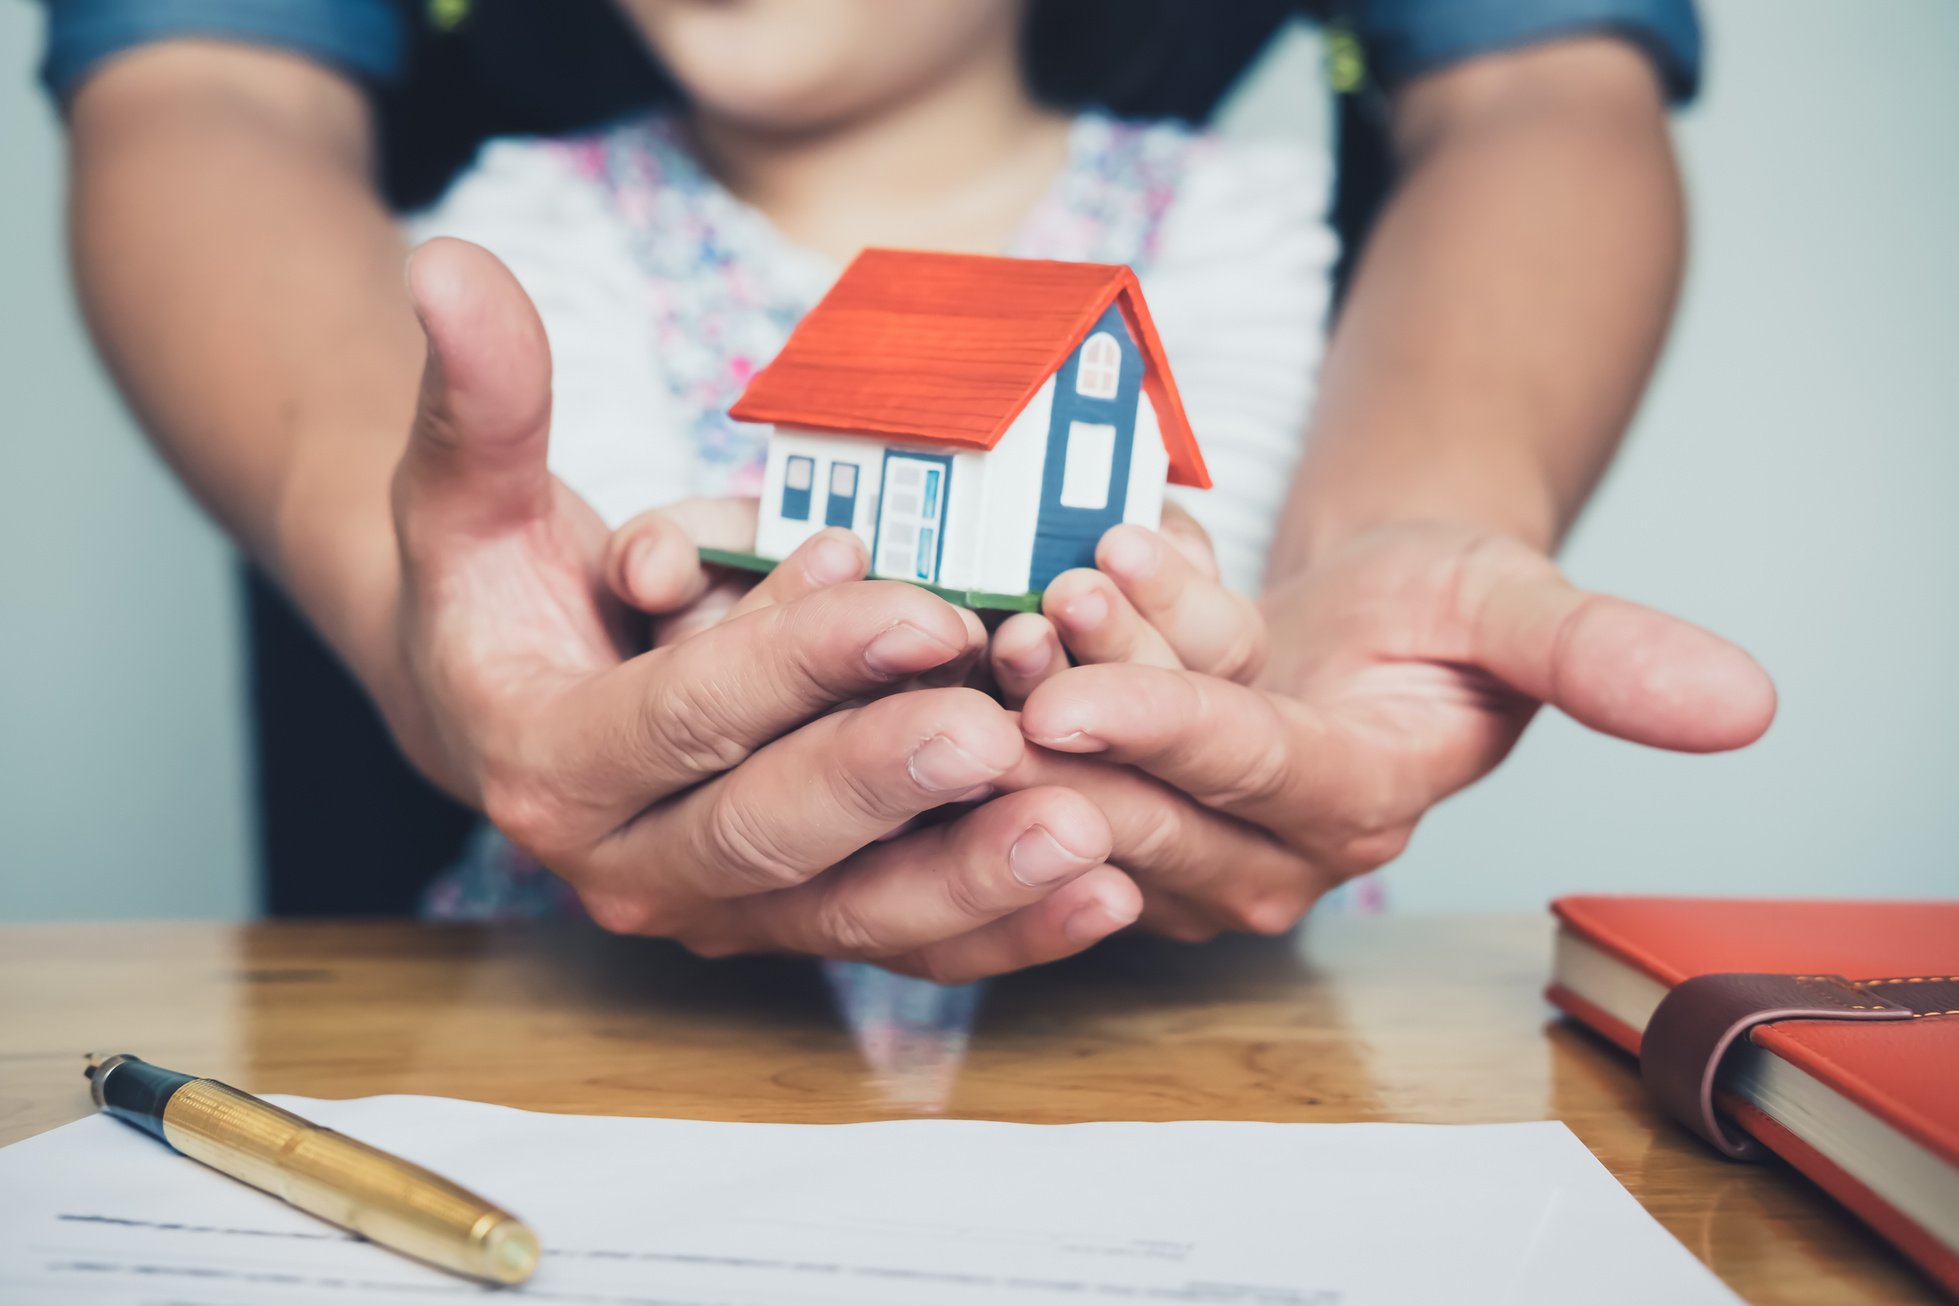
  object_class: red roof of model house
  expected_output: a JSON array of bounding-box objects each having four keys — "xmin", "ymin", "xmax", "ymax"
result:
[{"xmin": 728, "ymin": 248, "xmax": 1211, "ymax": 489}]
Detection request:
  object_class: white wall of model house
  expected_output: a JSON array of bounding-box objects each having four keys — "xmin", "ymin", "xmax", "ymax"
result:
[{"xmin": 754, "ymin": 384, "xmax": 1169, "ymax": 596}]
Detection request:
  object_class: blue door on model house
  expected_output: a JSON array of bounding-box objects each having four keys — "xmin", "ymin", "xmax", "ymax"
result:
[
  {"xmin": 874, "ymin": 450, "xmax": 953, "ymax": 583},
  {"xmin": 1030, "ymin": 304, "xmax": 1140, "ymax": 589}
]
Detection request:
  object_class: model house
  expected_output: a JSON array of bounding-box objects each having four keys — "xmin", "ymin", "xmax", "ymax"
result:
[{"xmin": 728, "ymin": 248, "xmax": 1209, "ymax": 608}]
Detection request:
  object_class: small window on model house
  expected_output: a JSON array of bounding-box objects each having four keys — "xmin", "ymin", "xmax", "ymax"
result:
[
  {"xmin": 1075, "ymin": 332, "xmax": 1121, "ymax": 399},
  {"xmin": 824, "ymin": 461, "xmax": 859, "ymax": 528},
  {"xmin": 1059, "ymin": 421, "xmax": 1115, "ymax": 509},
  {"xmin": 782, "ymin": 455, "xmax": 814, "ymax": 520}
]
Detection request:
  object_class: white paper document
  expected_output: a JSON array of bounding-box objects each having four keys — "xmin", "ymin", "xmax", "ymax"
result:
[{"xmin": 0, "ymin": 1095, "xmax": 1738, "ymax": 1305}]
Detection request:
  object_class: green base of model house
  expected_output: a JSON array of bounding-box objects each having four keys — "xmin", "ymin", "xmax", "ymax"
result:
[{"xmin": 696, "ymin": 547, "xmax": 1044, "ymax": 614}]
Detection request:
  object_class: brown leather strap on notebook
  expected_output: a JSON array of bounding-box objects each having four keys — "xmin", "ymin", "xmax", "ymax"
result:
[{"xmin": 1639, "ymin": 972, "xmax": 1934, "ymax": 1160}]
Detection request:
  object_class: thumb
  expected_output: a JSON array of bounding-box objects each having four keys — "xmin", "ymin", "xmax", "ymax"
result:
[
  {"xmin": 1472, "ymin": 563, "xmax": 1778, "ymax": 754},
  {"xmin": 395, "ymin": 237, "xmax": 554, "ymax": 537}
]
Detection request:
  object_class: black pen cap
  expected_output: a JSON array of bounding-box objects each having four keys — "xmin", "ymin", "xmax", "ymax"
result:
[{"xmin": 84, "ymin": 1053, "xmax": 196, "ymax": 1141}]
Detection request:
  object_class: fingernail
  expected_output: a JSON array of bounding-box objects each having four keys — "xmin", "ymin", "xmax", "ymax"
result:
[
  {"xmin": 804, "ymin": 533, "xmax": 862, "ymax": 586},
  {"xmin": 909, "ymin": 734, "xmax": 1003, "ymax": 793},
  {"xmin": 1064, "ymin": 890, "xmax": 1140, "ymax": 944},
  {"xmin": 627, "ymin": 534, "xmax": 661, "ymax": 591},
  {"xmin": 1005, "ymin": 639, "xmax": 1051, "ymax": 679},
  {"xmin": 1100, "ymin": 529, "xmax": 1157, "ymax": 580},
  {"xmin": 1028, "ymin": 727, "xmax": 1107, "ymax": 753},
  {"xmin": 1010, "ymin": 825, "xmax": 1092, "ymax": 887},
  {"xmin": 949, "ymin": 784, "xmax": 996, "ymax": 804},
  {"xmin": 1062, "ymin": 588, "xmax": 1109, "ymax": 630},
  {"xmin": 865, "ymin": 622, "xmax": 959, "ymax": 675}
]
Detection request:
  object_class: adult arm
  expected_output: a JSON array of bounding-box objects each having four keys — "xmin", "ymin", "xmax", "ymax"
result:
[
  {"xmin": 67, "ymin": 41, "xmax": 417, "ymax": 710},
  {"xmin": 1269, "ymin": 35, "xmax": 1685, "ymax": 570}
]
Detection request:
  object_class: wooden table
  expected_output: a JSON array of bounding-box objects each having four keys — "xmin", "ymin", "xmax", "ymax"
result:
[{"xmin": 0, "ymin": 915, "xmax": 1938, "ymax": 1304}]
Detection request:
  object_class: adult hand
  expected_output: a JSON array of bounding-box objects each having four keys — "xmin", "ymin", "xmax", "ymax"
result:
[
  {"xmin": 995, "ymin": 518, "xmax": 1777, "ymax": 939},
  {"xmin": 381, "ymin": 237, "xmax": 1139, "ymax": 979}
]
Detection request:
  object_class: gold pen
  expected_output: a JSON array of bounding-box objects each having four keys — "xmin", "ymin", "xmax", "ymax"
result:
[{"xmin": 83, "ymin": 1053, "xmax": 539, "ymax": 1286}]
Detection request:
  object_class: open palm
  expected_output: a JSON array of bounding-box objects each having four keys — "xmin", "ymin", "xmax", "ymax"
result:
[{"xmin": 1012, "ymin": 521, "xmax": 1778, "ymax": 935}]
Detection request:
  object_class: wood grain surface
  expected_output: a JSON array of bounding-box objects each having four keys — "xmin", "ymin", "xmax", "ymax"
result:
[{"xmin": 0, "ymin": 914, "xmax": 1941, "ymax": 1303}]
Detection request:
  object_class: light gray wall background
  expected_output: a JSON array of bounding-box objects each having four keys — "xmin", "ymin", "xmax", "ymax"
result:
[
  {"xmin": 2, "ymin": 1, "xmax": 1953, "ymax": 922},
  {"xmin": 1, "ymin": 4, "xmax": 252, "ymax": 920}
]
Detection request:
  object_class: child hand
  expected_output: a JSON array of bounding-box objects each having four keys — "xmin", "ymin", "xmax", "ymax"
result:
[
  {"xmin": 604, "ymin": 500, "xmax": 856, "ymax": 640},
  {"xmin": 604, "ymin": 506, "xmax": 985, "ymax": 687},
  {"xmin": 989, "ymin": 504, "xmax": 1268, "ymax": 703}
]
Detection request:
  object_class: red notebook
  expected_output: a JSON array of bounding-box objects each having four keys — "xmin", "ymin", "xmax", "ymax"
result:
[{"xmin": 1547, "ymin": 895, "xmax": 1959, "ymax": 1295}]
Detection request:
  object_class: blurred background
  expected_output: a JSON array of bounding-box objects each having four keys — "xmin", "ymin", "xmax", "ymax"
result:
[{"xmin": 2, "ymin": 0, "xmax": 1954, "ymax": 922}]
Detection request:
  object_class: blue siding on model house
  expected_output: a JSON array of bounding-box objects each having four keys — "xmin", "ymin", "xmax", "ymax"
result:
[{"xmin": 1028, "ymin": 303, "xmax": 1141, "ymax": 590}]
